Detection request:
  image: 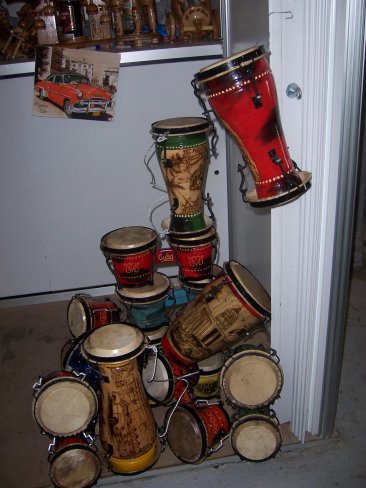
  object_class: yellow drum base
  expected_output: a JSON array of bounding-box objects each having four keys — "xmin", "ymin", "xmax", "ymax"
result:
[{"xmin": 109, "ymin": 441, "xmax": 160, "ymax": 474}]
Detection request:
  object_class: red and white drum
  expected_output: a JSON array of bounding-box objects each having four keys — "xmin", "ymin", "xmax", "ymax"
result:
[
  {"xmin": 220, "ymin": 345, "xmax": 284, "ymax": 409},
  {"xmin": 82, "ymin": 322, "xmax": 160, "ymax": 474},
  {"xmin": 100, "ymin": 226, "xmax": 158, "ymax": 287},
  {"xmin": 48, "ymin": 434, "xmax": 101, "ymax": 488},
  {"xmin": 67, "ymin": 294, "xmax": 122, "ymax": 338},
  {"xmin": 32, "ymin": 371, "xmax": 99, "ymax": 437},
  {"xmin": 164, "ymin": 260, "xmax": 271, "ymax": 363},
  {"xmin": 166, "ymin": 403, "xmax": 231, "ymax": 464},
  {"xmin": 231, "ymin": 409, "xmax": 282, "ymax": 462},
  {"xmin": 193, "ymin": 45, "xmax": 311, "ymax": 207},
  {"xmin": 179, "ymin": 264, "xmax": 223, "ymax": 302}
]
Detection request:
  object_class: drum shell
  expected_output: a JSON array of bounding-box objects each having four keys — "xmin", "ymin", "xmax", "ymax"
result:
[
  {"xmin": 151, "ymin": 117, "xmax": 211, "ymax": 233},
  {"xmin": 230, "ymin": 409, "xmax": 282, "ymax": 462},
  {"xmin": 167, "ymin": 260, "xmax": 271, "ymax": 362},
  {"xmin": 166, "ymin": 403, "xmax": 231, "ymax": 464},
  {"xmin": 194, "ymin": 47, "xmax": 311, "ymax": 205},
  {"xmin": 220, "ymin": 345, "xmax": 284, "ymax": 409},
  {"xmin": 48, "ymin": 435, "xmax": 101, "ymax": 488},
  {"xmin": 67, "ymin": 295, "xmax": 121, "ymax": 339},
  {"xmin": 32, "ymin": 371, "xmax": 99, "ymax": 438},
  {"xmin": 193, "ymin": 352, "xmax": 225, "ymax": 399}
]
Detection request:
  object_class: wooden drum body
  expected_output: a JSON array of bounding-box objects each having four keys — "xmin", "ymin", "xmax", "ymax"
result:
[
  {"xmin": 165, "ymin": 260, "xmax": 271, "ymax": 363},
  {"xmin": 194, "ymin": 45, "xmax": 311, "ymax": 208},
  {"xmin": 151, "ymin": 117, "xmax": 211, "ymax": 233},
  {"xmin": 82, "ymin": 323, "xmax": 160, "ymax": 474}
]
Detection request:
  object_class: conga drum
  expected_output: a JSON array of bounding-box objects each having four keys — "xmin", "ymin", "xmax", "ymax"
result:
[
  {"xmin": 100, "ymin": 226, "xmax": 158, "ymax": 287},
  {"xmin": 164, "ymin": 260, "xmax": 271, "ymax": 363},
  {"xmin": 166, "ymin": 403, "xmax": 231, "ymax": 464},
  {"xmin": 48, "ymin": 434, "xmax": 101, "ymax": 488},
  {"xmin": 82, "ymin": 322, "xmax": 160, "ymax": 474},
  {"xmin": 115, "ymin": 272, "xmax": 172, "ymax": 330},
  {"xmin": 150, "ymin": 116, "xmax": 211, "ymax": 233},
  {"xmin": 67, "ymin": 294, "xmax": 122, "ymax": 338},
  {"xmin": 230, "ymin": 408, "xmax": 282, "ymax": 462},
  {"xmin": 193, "ymin": 45, "xmax": 312, "ymax": 207},
  {"xmin": 32, "ymin": 371, "xmax": 99, "ymax": 437},
  {"xmin": 220, "ymin": 345, "xmax": 283, "ymax": 409}
]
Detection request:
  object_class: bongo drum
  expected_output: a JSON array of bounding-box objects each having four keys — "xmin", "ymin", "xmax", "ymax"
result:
[
  {"xmin": 179, "ymin": 264, "xmax": 223, "ymax": 302},
  {"xmin": 67, "ymin": 294, "xmax": 121, "ymax": 338},
  {"xmin": 231, "ymin": 409, "xmax": 282, "ymax": 462},
  {"xmin": 82, "ymin": 322, "xmax": 160, "ymax": 474},
  {"xmin": 165, "ymin": 260, "xmax": 271, "ymax": 363},
  {"xmin": 115, "ymin": 272, "xmax": 172, "ymax": 330},
  {"xmin": 220, "ymin": 345, "xmax": 283, "ymax": 409},
  {"xmin": 150, "ymin": 117, "xmax": 211, "ymax": 233},
  {"xmin": 144, "ymin": 323, "xmax": 169, "ymax": 346},
  {"xmin": 100, "ymin": 226, "xmax": 158, "ymax": 287},
  {"xmin": 32, "ymin": 371, "xmax": 99, "ymax": 437},
  {"xmin": 193, "ymin": 46, "xmax": 312, "ymax": 207},
  {"xmin": 193, "ymin": 352, "xmax": 225, "ymax": 399},
  {"xmin": 168, "ymin": 225, "xmax": 218, "ymax": 282},
  {"xmin": 166, "ymin": 403, "xmax": 231, "ymax": 464},
  {"xmin": 48, "ymin": 434, "xmax": 101, "ymax": 488}
]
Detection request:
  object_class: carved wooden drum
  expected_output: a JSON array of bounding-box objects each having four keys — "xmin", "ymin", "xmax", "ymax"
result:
[
  {"xmin": 193, "ymin": 45, "xmax": 311, "ymax": 207},
  {"xmin": 151, "ymin": 116, "xmax": 211, "ymax": 233},
  {"xmin": 220, "ymin": 345, "xmax": 284, "ymax": 409},
  {"xmin": 100, "ymin": 226, "xmax": 158, "ymax": 287},
  {"xmin": 164, "ymin": 260, "xmax": 271, "ymax": 363},
  {"xmin": 82, "ymin": 322, "xmax": 160, "ymax": 474}
]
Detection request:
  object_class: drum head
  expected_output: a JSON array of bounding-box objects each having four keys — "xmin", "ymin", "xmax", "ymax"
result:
[
  {"xmin": 142, "ymin": 354, "xmax": 173, "ymax": 403},
  {"xmin": 100, "ymin": 226, "xmax": 157, "ymax": 254},
  {"xmin": 166, "ymin": 406, "xmax": 206, "ymax": 464},
  {"xmin": 49, "ymin": 445, "xmax": 101, "ymax": 488},
  {"xmin": 224, "ymin": 261, "xmax": 271, "ymax": 318},
  {"xmin": 116, "ymin": 273, "xmax": 171, "ymax": 303},
  {"xmin": 221, "ymin": 352, "xmax": 283, "ymax": 408},
  {"xmin": 34, "ymin": 378, "xmax": 98, "ymax": 437},
  {"xmin": 151, "ymin": 116, "xmax": 210, "ymax": 136},
  {"xmin": 198, "ymin": 352, "xmax": 225, "ymax": 374},
  {"xmin": 145, "ymin": 324, "xmax": 169, "ymax": 345},
  {"xmin": 231, "ymin": 416, "xmax": 282, "ymax": 462},
  {"xmin": 67, "ymin": 298, "xmax": 88, "ymax": 338},
  {"xmin": 82, "ymin": 323, "xmax": 145, "ymax": 362}
]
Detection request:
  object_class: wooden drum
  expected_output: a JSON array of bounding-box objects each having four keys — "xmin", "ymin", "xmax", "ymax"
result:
[
  {"xmin": 193, "ymin": 46, "xmax": 311, "ymax": 207},
  {"xmin": 164, "ymin": 260, "xmax": 271, "ymax": 363},
  {"xmin": 151, "ymin": 116, "xmax": 211, "ymax": 233},
  {"xmin": 82, "ymin": 322, "xmax": 160, "ymax": 474}
]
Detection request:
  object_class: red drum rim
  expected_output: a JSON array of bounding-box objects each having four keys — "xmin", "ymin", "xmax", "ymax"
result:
[
  {"xmin": 115, "ymin": 272, "xmax": 172, "ymax": 304},
  {"xmin": 231, "ymin": 413, "xmax": 282, "ymax": 462},
  {"xmin": 168, "ymin": 226, "xmax": 217, "ymax": 246},
  {"xmin": 194, "ymin": 45, "xmax": 268, "ymax": 83},
  {"xmin": 223, "ymin": 260, "xmax": 271, "ymax": 319},
  {"xmin": 100, "ymin": 226, "xmax": 157, "ymax": 255},
  {"xmin": 82, "ymin": 322, "xmax": 145, "ymax": 363},
  {"xmin": 179, "ymin": 264, "xmax": 223, "ymax": 291},
  {"xmin": 141, "ymin": 352, "xmax": 175, "ymax": 405},
  {"xmin": 151, "ymin": 116, "xmax": 211, "ymax": 136}
]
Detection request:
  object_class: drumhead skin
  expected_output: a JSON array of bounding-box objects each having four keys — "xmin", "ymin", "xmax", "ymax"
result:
[
  {"xmin": 221, "ymin": 350, "xmax": 283, "ymax": 408},
  {"xmin": 49, "ymin": 444, "xmax": 101, "ymax": 488},
  {"xmin": 116, "ymin": 272, "xmax": 171, "ymax": 303},
  {"xmin": 67, "ymin": 298, "xmax": 87, "ymax": 338},
  {"xmin": 231, "ymin": 415, "xmax": 282, "ymax": 462},
  {"xmin": 141, "ymin": 353, "xmax": 174, "ymax": 404},
  {"xmin": 100, "ymin": 226, "xmax": 157, "ymax": 254},
  {"xmin": 33, "ymin": 377, "xmax": 98, "ymax": 437},
  {"xmin": 151, "ymin": 116, "xmax": 210, "ymax": 135},
  {"xmin": 82, "ymin": 322, "xmax": 145, "ymax": 363}
]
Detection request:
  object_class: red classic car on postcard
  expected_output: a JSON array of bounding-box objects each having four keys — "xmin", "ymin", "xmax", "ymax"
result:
[{"xmin": 34, "ymin": 73, "xmax": 114, "ymax": 118}]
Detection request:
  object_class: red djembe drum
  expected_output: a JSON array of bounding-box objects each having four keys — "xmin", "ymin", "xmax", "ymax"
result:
[{"xmin": 193, "ymin": 45, "xmax": 312, "ymax": 207}]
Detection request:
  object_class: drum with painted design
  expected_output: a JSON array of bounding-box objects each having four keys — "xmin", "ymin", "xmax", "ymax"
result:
[
  {"xmin": 193, "ymin": 46, "xmax": 311, "ymax": 207},
  {"xmin": 151, "ymin": 116, "xmax": 211, "ymax": 233},
  {"xmin": 100, "ymin": 226, "xmax": 158, "ymax": 287},
  {"xmin": 231, "ymin": 408, "xmax": 282, "ymax": 462},
  {"xmin": 220, "ymin": 345, "xmax": 283, "ymax": 409},
  {"xmin": 32, "ymin": 370, "xmax": 99, "ymax": 437},
  {"xmin": 67, "ymin": 294, "xmax": 122, "ymax": 338},
  {"xmin": 166, "ymin": 403, "xmax": 231, "ymax": 464},
  {"xmin": 48, "ymin": 433, "xmax": 101, "ymax": 488},
  {"xmin": 164, "ymin": 260, "xmax": 271, "ymax": 363},
  {"xmin": 193, "ymin": 352, "xmax": 225, "ymax": 399},
  {"xmin": 82, "ymin": 322, "xmax": 160, "ymax": 474},
  {"xmin": 115, "ymin": 272, "xmax": 172, "ymax": 330},
  {"xmin": 179, "ymin": 264, "xmax": 223, "ymax": 302}
]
